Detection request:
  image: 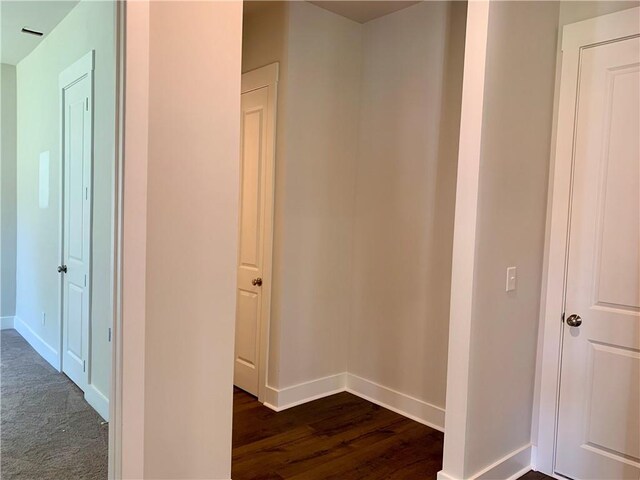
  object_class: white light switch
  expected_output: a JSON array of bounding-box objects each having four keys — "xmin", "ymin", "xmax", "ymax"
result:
[{"xmin": 506, "ymin": 266, "xmax": 517, "ymax": 292}]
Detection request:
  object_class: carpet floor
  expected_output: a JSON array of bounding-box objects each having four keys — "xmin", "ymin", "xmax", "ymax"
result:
[{"xmin": 1, "ymin": 329, "xmax": 108, "ymax": 480}]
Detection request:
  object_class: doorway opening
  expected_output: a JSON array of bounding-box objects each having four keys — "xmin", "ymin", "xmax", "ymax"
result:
[
  {"xmin": 0, "ymin": 1, "xmax": 121, "ymax": 478},
  {"xmin": 232, "ymin": 1, "xmax": 466, "ymax": 477}
]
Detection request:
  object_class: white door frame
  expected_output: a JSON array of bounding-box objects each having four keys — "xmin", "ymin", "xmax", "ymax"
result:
[
  {"xmin": 239, "ymin": 62, "xmax": 278, "ymax": 403},
  {"xmin": 535, "ymin": 7, "xmax": 640, "ymax": 476},
  {"xmin": 109, "ymin": 0, "xmax": 126, "ymax": 478},
  {"xmin": 58, "ymin": 50, "xmax": 95, "ymax": 383}
]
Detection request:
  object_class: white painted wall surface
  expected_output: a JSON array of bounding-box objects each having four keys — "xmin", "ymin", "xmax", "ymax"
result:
[
  {"xmin": 142, "ymin": 1, "xmax": 242, "ymax": 478},
  {"xmin": 271, "ymin": 1, "xmax": 362, "ymax": 388},
  {"xmin": 15, "ymin": 0, "xmax": 115, "ymax": 400},
  {"xmin": 463, "ymin": 2, "xmax": 559, "ymax": 474},
  {"xmin": 1, "ymin": 64, "xmax": 17, "ymax": 319},
  {"xmin": 350, "ymin": 0, "xmax": 466, "ymax": 411}
]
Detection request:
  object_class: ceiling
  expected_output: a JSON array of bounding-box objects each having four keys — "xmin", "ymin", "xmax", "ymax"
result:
[
  {"xmin": 1, "ymin": 1, "xmax": 79, "ymax": 65},
  {"xmin": 309, "ymin": 1, "xmax": 421, "ymax": 23}
]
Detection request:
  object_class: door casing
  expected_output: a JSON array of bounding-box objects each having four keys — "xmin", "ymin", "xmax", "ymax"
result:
[
  {"xmin": 58, "ymin": 50, "xmax": 95, "ymax": 388},
  {"xmin": 535, "ymin": 6, "xmax": 640, "ymax": 476}
]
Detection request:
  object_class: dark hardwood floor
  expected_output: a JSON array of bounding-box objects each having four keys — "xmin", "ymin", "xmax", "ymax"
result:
[{"xmin": 232, "ymin": 387, "xmax": 553, "ymax": 480}]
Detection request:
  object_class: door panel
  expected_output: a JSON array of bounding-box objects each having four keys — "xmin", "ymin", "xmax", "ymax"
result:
[
  {"xmin": 234, "ymin": 86, "xmax": 269, "ymax": 396},
  {"xmin": 556, "ymin": 36, "xmax": 640, "ymax": 480},
  {"xmin": 61, "ymin": 73, "xmax": 92, "ymax": 391}
]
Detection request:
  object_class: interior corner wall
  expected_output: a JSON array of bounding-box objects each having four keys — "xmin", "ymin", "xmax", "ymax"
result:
[
  {"xmin": 143, "ymin": 1, "xmax": 242, "ymax": 478},
  {"xmin": 462, "ymin": 1, "xmax": 559, "ymax": 476},
  {"xmin": 349, "ymin": 0, "xmax": 466, "ymax": 411},
  {"xmin": 15, "ymin": 0, "xmax": 115, "ymax": 401},
  {"xmin": 241, "ymin": 1, "xmax": 466, "ymax": 409},
  {"xmin": 1, "ymin": 64, "xmax": 17, "ymax": 319}
]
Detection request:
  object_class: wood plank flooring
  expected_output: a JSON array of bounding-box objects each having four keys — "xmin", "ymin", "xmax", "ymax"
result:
[{"xmin": 232, "ymin": 388, "xmax": 553, "ymax": 480}]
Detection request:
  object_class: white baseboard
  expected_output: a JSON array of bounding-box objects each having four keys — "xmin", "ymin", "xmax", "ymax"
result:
[
  {"xmin": 437, "ymin": 471, "xmax": 459, "ymax": 480},
  {"xmin": 471, "ymin": 444, "xmax": 532, "ymax": 480},
  {"xmin": 262, "ymin": 371, "xmax": 446, "ymax": 434},
  {"xmin": 13, "ymin": 316, "xmax": 60, "ymax": 370},
  {"xmin": 85, "ymin": 383, "xmax": 110, "ymax": 421},
  {"xmin": 346, "ymin": 373, "xmax": 445, "ymax": 432},
  {"xmin": 263, "ymin": 373, "xmax": 347, "ymax": 411},
  {"xmin": 437, "ymin": 444, "xmax": 532, "ymax": 480},
  {"xmin": 1, "ymin": 316, "xmax": 15, "ymax": 330}
]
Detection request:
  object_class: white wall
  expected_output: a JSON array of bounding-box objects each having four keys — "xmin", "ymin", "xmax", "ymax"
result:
[
  {"xmin": 441, "ymin": 2, "xmax": 560, "ymax": 478},
  {"xmin": 271, "ymin": 1, "xmax": 362, "ymax": 389},
  {"xmin": 141, "ymin": 1, "xmax": 242, "ymax": 478},
  {"xmin": 1, "ymin": 64, "xmax": 17, "ymax": 320},
  {"xmin": 15, "ymin": 0, "xmax": 115, "ymax": 404},
  {"xmin": 350, "ymin": 0, "xmax": 465, "ymax": 411}
]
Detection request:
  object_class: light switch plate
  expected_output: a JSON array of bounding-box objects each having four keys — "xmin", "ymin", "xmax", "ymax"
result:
[{"xmin": 506, "ymin": 266, "xmax": 517, "ymax": 292}]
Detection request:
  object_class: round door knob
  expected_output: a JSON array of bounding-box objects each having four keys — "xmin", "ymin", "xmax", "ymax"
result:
[
  {"xmin": 566, "ymin": 314, "xmax": 582, "ymax": 327},
  {"xmin": 57, "ymin": 265, "xmax": 68, "ymax": 273},
  {"xmin": 252, "ymin": 277, "xmax": 263, "ymax": 287}
]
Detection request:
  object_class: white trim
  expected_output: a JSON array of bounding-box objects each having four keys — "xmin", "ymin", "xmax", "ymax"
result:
[
  {"xmin": 440, "ymin": 3, "xmax": 491, "ymax": 480},
  {"xmin": 346, "ymin": 373, "xmax": 445, "ymax": 432},
  {"xmin": 1, "ymin": 316, "xmax": 15, "ymax": 330},
  {"xmin": 238, "ymin": 63, "xmax": 279, "ymax": 403},
  {"xmin": 13, "ymin": 316, "xmax": 60, "ymax": 370},
  {"xmin": 109, "ymin": 1, "xmax": 126, "ymax": 478},
  {"xmin": 262, "ymin": 372, "xmax": 447, "ymax": 433},
  {"xmin": 241, "ymin": 62, "xmax": 279, "ymax": 94},
  {"xmin": 85, "ymin": 383, "xmax": 110, "ymax": 421},
  {"xmin": 437, "ymin": 472, "xmax": 458, "ymax": 480},
  {"xmin": 535, "ymin": 6, "xmax": 640, "ymax": 476},
  {"xmin": 471, "ymin": 444, "xmax": 532, "ymax": 480},
  {"xmin": 59, "ymin": 51, "xmax": 95, "ymax": 90},
  {"xmin": 263, "ymin": 373, "xmax": 347, "ymax": 411}
]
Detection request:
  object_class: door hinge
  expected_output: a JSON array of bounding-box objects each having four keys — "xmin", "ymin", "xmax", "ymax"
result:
[
  {"xmin": 85, "ymin": 97, "xmax": 89, "ymax": 111},
  {"xmin": 83, "ymin": 360, "xmax": 86, "ymax": 372},
  {"xmin": 85, "ymin": 187, "xmax": 89, "ymax": 200},
  {"xmin": 108, "ymin": 327, "xmax": 112, "ymax": 342},
  {"xmin": 561, "ymin": 312, "xmax": 565, "ymax": 323},
  {"xmin": 84, "ymin": 274, "xmax": 87, "ymax": 287}
]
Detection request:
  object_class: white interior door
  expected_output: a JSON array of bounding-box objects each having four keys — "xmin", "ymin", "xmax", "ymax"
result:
[
  {"xmin": 556, "ymin": 34, "xmax": 640, "ymax": 479},
  {"xmin": 234, "ymin": 65, "xmax": 277, "ymax": 398},
  {"xmin": 61, "ymin": 68, "xmax": 93, "ymax": 392}
]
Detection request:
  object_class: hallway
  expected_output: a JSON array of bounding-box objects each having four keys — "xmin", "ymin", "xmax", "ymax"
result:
[{"xmin": 0, "ymin": 330, "xmax": 108, "ymax": 479}]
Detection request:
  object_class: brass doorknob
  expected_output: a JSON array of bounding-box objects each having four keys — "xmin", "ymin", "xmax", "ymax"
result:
[
  {"xmin": 566, "ymin": 314, "xmax": 582, "ymax": 327},
  {"xmin": 252, "ymin": 277, "xmax": 263, "ymax": 287}
]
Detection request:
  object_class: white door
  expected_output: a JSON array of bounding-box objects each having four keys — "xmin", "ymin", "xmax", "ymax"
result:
[
  {"xmin": 234, "ymin": 64, "xmax": 277, "ymax": 398},
  {"xmin": 60, "ymin": 65, "xmax": 93, "ymax": 391},
  {"xmin": 556, "ymin": 33, "xmax": 640, "ymax": 479}
]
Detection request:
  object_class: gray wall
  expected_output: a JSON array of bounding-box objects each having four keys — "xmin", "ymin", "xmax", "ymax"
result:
[
  {"xmin": 15, "ymin": 0, "xmax": 115, "ymax": 402},
  {"xmin": 1, "ymin": 63, "xmax": 17, "ymax": 319}
]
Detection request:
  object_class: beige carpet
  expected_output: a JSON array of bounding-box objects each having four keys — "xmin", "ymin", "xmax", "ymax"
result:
[{"xmin": 1, "ymin": 329, "xmax": 108, "ymax": 479}]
